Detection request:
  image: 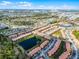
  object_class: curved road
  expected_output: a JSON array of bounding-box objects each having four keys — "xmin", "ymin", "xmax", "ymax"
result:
[
  {"xmin": 34, "ymin": 39, "xmax": 57, "ymax": 59},
  {"xmin": 65, "ymin": 29, "xmax": 78, "ymax": 59}
]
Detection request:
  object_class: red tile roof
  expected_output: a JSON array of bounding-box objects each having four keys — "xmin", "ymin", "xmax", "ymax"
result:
[
  {"xmin": 59, "ymin": 51, "xmax": 70, "ymax": 59},
  {"xmin": 48, "ymin": 40, "xmax": 61, "ymax": 56}
]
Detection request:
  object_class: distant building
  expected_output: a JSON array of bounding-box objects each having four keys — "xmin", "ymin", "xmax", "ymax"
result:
[
  {"xmin": 0, "ymin": 27, "xmax": 33, "ymax": 41},
  {"xmin": 0, "ymin": 23, "xmax": 8, "ymax": 30},
  {"xmin": 60, "ymin": 23, "xmax": 72, "ymax": 27}
]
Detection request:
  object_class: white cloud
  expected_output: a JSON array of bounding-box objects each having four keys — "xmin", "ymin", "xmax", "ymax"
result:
[
  {"xmin": 35, "ymin": 5, "xmax": 79, "ymax": 10},
  {"xmin": 0, "ymin": 1, "xmax": 32, "ymax": 9},
  {"xmin": 0, "ymin": 1, "xmax": 78, "ymax": 9},
  {"xmin": 0, "ymin": 1, "xmax": 12, "ymax": 6},
  {"xmin": 17, "ymin": 2, "xmax": 32, "ymax": 7},
  {"xmin": 56, "ymin": 4, "xmax": 78, "ymax": 9}
]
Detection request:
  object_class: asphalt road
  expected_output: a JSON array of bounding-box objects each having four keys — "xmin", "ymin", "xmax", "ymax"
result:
[
  {"xmin": 34, "ymin": 39, "xmax": 57, "ymax": 59},
  {"xmin": 65, "ymin": 30, "xmax": 78, "ymax": 59}
]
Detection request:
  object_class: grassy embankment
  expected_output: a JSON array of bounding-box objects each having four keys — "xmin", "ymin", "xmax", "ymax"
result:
[{"xmin": 18, "ymin": 34, "xmax": 42, "ymax": 43}]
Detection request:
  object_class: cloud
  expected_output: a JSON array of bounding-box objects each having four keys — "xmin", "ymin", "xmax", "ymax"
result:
[
  {"xmin": 0, "ymin": 1, "xmax": 12, "ymax": 6},
  {"xmin": 35, "ymin": 5, "xmax": 78, "ymax": 9},
  {"xmin": 0, "ymin": 1, "xmax": 78, "ymax": 9},
  {"xmin": 16, "ymin": 2, "xmax": 32, "ymax": 7},
  {"xmin": 56, "ymin": 4, "xmax": 78, "ymax": 9},
  {"xmin": 0, "ymin": 1, "xmax": 32, "ymax": 9}
]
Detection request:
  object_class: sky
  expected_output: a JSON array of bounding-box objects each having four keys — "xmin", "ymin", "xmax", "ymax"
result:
[{"xmin": 0, "ymin": 0, "xmax": 79, "ymax": 9}]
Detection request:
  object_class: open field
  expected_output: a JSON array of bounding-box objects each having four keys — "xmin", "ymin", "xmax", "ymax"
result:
[{"xmin": 52, "ymin": 30, "xmax": 62, "ymax": 38}]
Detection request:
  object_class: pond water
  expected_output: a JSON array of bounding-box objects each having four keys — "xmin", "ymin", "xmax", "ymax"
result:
[{"xmin": 19, "ymin": 36, "xmax": 41, "ymax": 50}]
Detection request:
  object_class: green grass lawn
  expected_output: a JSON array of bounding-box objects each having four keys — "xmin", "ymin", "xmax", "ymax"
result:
[
  {"xmin": 52, "ymin": 30, "xmax": 62, "ymax": 38},
  {"xmin": 50, "ymin": 41, "xmax": 66, "ymax": 59},
  {"xmin": 73, "ymin": 30, "xmax": 79, "ymax": 40},
  {"xmin": 18, "ymin": 34, "xmax": 35, "ymax": 43},
  {"xmin": 53, "ymin": 41, "xmax": 66, "ymax": 58},
  {"xmin": 18, "ymin": 34, "xmax": 42, "ymax": 43}
]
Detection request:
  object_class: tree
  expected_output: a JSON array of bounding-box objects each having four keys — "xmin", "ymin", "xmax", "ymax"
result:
[{"xmin": 0, "ymin": 34, "xmax": 26, "ymax": 59}]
